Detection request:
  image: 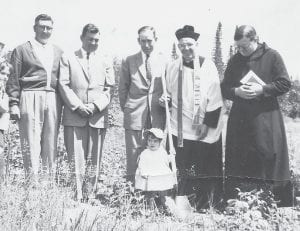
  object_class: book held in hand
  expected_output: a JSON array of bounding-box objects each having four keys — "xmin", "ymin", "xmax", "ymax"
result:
[{"xmin": 240, "ymin": 70, "xmax": 266, "ymax": 86}]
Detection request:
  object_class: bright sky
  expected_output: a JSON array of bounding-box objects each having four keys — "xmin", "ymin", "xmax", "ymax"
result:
[{"xmin": 1, "ymin": 0, "xmax": 299, "ymax": 79}]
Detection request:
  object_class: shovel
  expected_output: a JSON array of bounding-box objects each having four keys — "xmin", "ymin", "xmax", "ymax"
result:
[{"xmin": 161, "ymin": 74, "xmax": 193, "ymax": 220}]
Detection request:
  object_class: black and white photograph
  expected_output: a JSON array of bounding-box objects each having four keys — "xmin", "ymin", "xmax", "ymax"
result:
[{"xmin": 0, "ymin": 0, "xmax": 300, "ymax": 230}]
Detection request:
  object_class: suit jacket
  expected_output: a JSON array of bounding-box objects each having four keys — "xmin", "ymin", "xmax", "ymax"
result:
[
  {"xmin": 59, "ymin": 49, "xmax": 115, "ymax": 128},
  {"xmin": 119, "ymin": 51, "xmax": 166, "ymax": 130},
  {"xmin": 7, "ymin": 41, "xmax": 63, "ymax": 106}
]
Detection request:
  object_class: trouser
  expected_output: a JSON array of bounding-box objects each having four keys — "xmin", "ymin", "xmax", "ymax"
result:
[
  {"xmin": 124, "ymin": 129, "xmax": 146, "ymax": 183},
  {"xmin": 64, "ymin": 125, "xmax": 106, "ymax": 200},
  {"xmin": 124, "ymin": 111, "xmax": 152, "ymax": 183},
  {"xmin": 19, "ymin": 91, "xmax": 61, "ymax": 176}
]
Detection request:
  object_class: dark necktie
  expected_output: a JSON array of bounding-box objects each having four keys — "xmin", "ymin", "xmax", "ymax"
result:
[
  {"xmin": 86, "ymin": 52, "xmax": 91, "ymax": 77},
  {"xmin": 145, "ymin": 54, "xmax": 152, "ymax": 83},
  {"xmin": 145, "ymin": 54, "xmax": 152, "ymax": 128}
]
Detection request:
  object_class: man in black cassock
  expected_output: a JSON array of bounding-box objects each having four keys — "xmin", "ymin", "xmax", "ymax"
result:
[{"xmin": 221, "ymin": 25, "xmax": 293, "ymax": 207}]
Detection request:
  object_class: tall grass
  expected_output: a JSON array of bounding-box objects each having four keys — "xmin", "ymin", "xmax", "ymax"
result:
[
  {"xmin": 0, "ymin": 112, "xmax": 299, "ymax": 230},
  {"xmin": 0, "ymin": 174, "xmax": 74, "ymax": 230}
]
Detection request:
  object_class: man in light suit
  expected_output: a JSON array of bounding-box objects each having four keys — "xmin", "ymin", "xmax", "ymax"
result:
[
  {"xmin": 7, "ymin": 14, "xmax": 63, "ymax": 177},
  {"xmin": 59, "ymin": 24, "xmax": 114, "ymax": 200},
  {"xmin": 119, "ymin": 26, "xmax": 166, "ymax": 183}
]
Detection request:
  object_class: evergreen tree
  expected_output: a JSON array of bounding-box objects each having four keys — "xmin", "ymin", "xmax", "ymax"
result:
[
  {"xmin": 228, "ymin": 45, "xmax": 234, "ymax": 60},
  {"xmin": 225, "ymin": 44, "xmax": 237, "ymax": 67},
  {"xmin": 212, "ymin": 22, "xmax": 225, "ymax": 80},
  {"xmin": 171, "ymin": 42, "xmax": 179, "ymax": 60},
  {"xmin": 225, "ymin": 26, "xmax": 239, "ymax": 68}
]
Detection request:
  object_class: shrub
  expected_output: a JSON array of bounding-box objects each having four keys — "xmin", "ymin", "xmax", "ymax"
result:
[{"xmin": 279, "ymin": 81, "xmax": 300, "ymax": 118}]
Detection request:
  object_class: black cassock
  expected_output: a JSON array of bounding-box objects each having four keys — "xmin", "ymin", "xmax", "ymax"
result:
[{"xmin": 221, "ymin": 43, "xmax": 293, "ymax": 207}]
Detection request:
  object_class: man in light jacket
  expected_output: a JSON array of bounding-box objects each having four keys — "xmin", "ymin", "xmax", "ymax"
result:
[{"xmin": 59, "ymin": 24, "xmax": 114, "ymax": 200}]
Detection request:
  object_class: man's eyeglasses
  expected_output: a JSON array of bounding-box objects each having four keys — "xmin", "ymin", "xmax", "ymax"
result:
[
  {"xmin": 178, "ymin": 43, "xmax": 195, "ymax": 49},
  {"xmin": 37, "ymin": 25, "xmax": 53, "ymax": 31}
]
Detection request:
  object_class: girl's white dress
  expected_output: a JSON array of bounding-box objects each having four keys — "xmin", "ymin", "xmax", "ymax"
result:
[{"xmin": 135, "ymin": 146, "xmax": 176, "ymax": 191}]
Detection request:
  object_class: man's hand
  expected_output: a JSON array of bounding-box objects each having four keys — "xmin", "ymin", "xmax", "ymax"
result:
[
  {"xmin": 159, "ymin": 94, "xmax": 171, "ymax": 108},
  {"xmin": 10, "ymin": 105, "xmax": 21, "ymax": 121},
  {"xmin": 75, "ymin": 105, "xmax": 92, "ymax": 117},
  {"xmin": 85, "ymin": 103, "xmax": 99, "ymax": 115},
  {"xmin": 245, "ymin": 82, "xmax": 263, "ymax": 96},
  {"xmin": 235, "ymin": 83, "xmax": 263, "ymax": 99},
  {"xmin": 197, "ymin": 124, "xmax": 209, "ymax": 140}
]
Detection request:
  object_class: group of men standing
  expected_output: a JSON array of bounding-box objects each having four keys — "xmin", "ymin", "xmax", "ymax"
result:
[
  {"xmin": 119, "ymin": 24, "xmax": 293, "ymax": 209},
  {"xmin": 7, "ymin": 14, "xmax": 114, "ymax": 200},
  {"xmin": 5, "ymin": 13, "xmax": 293, "ymax": 208}
]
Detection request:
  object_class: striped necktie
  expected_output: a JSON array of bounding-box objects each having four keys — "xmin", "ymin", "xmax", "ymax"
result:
[{"xmin": 145, "ymin": 54, "xmax": 152, "ymax": 83}]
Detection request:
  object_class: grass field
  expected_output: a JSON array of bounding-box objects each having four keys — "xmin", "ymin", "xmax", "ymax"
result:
[{"xmin": 0, "ymin": 114, "xmax": 300, "ymax": 230}]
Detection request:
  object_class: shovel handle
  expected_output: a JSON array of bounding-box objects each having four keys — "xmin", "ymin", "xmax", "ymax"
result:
[{"xmin": 161, "ymin": 74, "xmax": 177, "ymax": 179}]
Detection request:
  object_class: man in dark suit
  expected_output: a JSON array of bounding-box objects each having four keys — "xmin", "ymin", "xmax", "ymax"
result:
[
  {"xmin": 119, "ymin": 26, "xmax": 166, "ymax": 183},
  {"xmin": 59, "ymin": 24, "xmax": 114, "ymax": 200}
]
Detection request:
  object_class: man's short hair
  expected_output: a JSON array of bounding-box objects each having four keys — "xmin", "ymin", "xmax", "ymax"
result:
[
  {"xmin": 138, "ymin": 26, "xmax": 156, "ymax": 38},
  {"xmin": 234, "ymin": 25, "xmax": 258, "ymax": 42},
  {"xmin": 81, "ymin": 24, "xmax": 100, "ymax": 37},
  {"xmin": 34, "ymin": 14, "xmax": 53, "ymax": 25}
]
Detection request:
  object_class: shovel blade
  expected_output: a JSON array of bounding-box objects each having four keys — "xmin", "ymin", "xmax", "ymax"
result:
[{"xmin": 174, "ymin": 195, "xmax": 193, "ymax": 220}]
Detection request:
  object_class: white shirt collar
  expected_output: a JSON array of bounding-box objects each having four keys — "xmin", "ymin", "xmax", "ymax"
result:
[
  {"xmin": 140, "ymin": 51, "xmax": 146, "ymax": 63},
  {"xmin": 141, "ymin": 50, "xmax": 157, "ymax": 62},
  {"xmin": 80, "ymin": 48, "xmax": 95, "ymax": 58},
  {"xmin": 31, "ymin": 38, "xmax": 51, "ymax": 48}
]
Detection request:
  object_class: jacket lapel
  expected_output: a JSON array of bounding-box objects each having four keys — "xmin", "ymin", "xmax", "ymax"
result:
[
  {"xmin": 136, "ymin": 52, "xmax": 149, "ymax": 85},
  {"xmin": 74, "ymin": 49, "xmax": 90, "ymax": 82}
]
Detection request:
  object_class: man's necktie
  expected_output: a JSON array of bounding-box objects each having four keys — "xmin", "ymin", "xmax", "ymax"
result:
[
  {"xmin": 86, "ymin": 52, "xmax": 91, "ymax": 77},
  {"xmin": 145, "ymin": 54, "xmax": 152, "ymax": 84}
]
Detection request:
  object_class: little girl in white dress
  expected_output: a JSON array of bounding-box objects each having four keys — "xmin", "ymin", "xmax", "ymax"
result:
[{"xmin": 135, "ymin": 128, "xmax": 176, "ymax": 211}]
